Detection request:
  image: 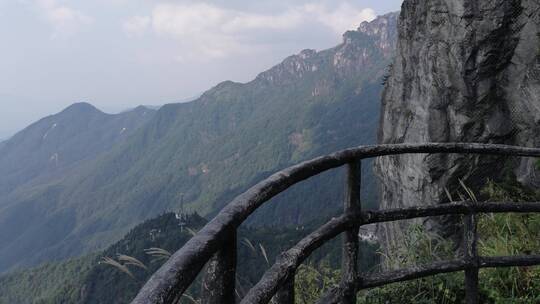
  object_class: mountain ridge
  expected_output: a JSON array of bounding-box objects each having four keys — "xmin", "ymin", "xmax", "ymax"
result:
[
  {"xmin": 0, "ymin": 13, "xmax": 398, "ymax": 273},
  {"xmin": 0, "ymin": 103, "xmax": 156, "ymax": 197}
]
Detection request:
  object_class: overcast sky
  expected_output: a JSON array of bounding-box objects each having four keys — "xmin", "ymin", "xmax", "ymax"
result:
[{"xmin": 0, "ymin": 0, "xmax": 402, "ymax": 139}]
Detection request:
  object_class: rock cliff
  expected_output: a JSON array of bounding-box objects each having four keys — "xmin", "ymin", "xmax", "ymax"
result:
[{"xmin": 375, "ymin": 0, "xmax": 540, "ymax": 250}]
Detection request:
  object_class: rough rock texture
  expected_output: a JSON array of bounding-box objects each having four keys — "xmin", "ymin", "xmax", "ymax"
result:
[{"xmin": 375, "ymin": 0, "xmax": 540, "ymax": 252}]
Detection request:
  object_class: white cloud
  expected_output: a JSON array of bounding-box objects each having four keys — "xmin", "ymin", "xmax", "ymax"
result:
[
  {"xmin": 122, "ymin": 16, "xmax": 150, "ymax": 36},
  {"xmin": 220, "ymin": 9, "xmax": 304, "ymax": 33},
  {"xmin": 33, "ymin": 0, "xmax": 93, "ymax": 38},
  {"xmin": 124, "ymin": 1, "xmax": 376, "ymax": 60},
  {"xmin": 303, "ymin": 3, "xmax": 376, "ymax": 34}
]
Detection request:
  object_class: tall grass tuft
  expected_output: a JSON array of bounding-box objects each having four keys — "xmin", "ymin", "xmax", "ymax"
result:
[
  {"xmin": 117, "ymin": 255, "xmax": 148, "ymax": 271},
  {"xmin": 144, "ymin": 247, "xmax": 172, "ymax": 263},
  {"xmin": 259, "ymin": 243, "xmax": 270, "ymax": 265},
  {"xmin": 241, "ymin": 238, "xmax": 257, "ymax": 253},
  {"xmin": 99, "ymin": 256, "xmax": 136, "ymax": 280}
]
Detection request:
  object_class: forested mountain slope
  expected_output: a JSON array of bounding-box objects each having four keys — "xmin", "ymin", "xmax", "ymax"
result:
[
  {"xmin": 0, "ymin": 103, "xmax": 155, "ymax": 197},
  {"xmin": 0, "ymin": 13, "xmax": 398, "ymax": 273},
  {"xmin": 0, "ymin": 212, "xmax": 351, "ymax": 304},
  {"xmin": 0, "ymin": 104, "xmax": 156, "ymax": 272}
]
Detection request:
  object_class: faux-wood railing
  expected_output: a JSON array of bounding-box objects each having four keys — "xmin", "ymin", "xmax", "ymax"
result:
[{"xmin": 131, "ymin": 143, "xmax": 540, "ymax": 304}]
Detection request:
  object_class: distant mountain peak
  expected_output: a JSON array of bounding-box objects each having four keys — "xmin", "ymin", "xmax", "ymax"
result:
[
  {"xmin": 254, "ymin": 50, "xmax": 320, "ymax": 85},
  {"xmin": 61, "ymin": 102, "xmax": 103, "ymax": 116},
  {"xmin": 357, "ymin": 12, "xmax": 400, "ymax": 36},
  {"xmin": 341, "ymin": 12, "xmax": 399, "ymax": 57},
  {"xmin": 253, "ymin": 13, "xmax": 399, "ymax": 86},
  {"xmin": 133, "ymin": 105, "xmax": 148, "ymax": 110},
  {"xmin": 298, "ymin": 49, "xmax": 317, "ymax": 59},
  {"xmin": 132, "ymin": 105, "xmax": 152, "ymax": 114}
]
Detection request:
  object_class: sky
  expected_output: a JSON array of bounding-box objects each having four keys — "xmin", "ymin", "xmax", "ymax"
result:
[{"xmin": 0, "ymin": 0, "xmax": 402, "ymax": 139}]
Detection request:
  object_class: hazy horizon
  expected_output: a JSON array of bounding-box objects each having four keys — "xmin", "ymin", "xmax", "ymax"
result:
[{"xmin": 0, "ymin": 0, "xmax": 402, "ymax": 139}]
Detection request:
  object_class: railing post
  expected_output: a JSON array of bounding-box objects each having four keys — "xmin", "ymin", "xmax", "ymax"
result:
[
  {"xmin": 270, "ymin": 274, "xmax": 295, "ymax": 304},
  {"xmin": 341, "ymin": 160, "xmax": 361, "ymax": 304},
  {"xmin": 201, "ymin": 229, "xmax": 237, "ymax": 304},
  {"xmin": 464, "ymin": 205, "xmax": 479, "ymax": 304}
]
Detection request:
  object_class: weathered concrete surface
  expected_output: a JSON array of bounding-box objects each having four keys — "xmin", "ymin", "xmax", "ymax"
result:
[{"xmin": 375, "ymin": 0, "xmax": 540, "ymax": 254}]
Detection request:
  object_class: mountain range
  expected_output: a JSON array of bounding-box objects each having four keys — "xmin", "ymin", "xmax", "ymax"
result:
[{"xmin": 0, "ymin": 12, "xmax": 398, "ymax": 274}]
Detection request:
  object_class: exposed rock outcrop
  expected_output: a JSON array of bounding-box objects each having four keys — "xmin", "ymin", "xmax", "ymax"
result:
[
  {"xmin": 255, "ymin": 12, "xmax": 399, "ymax": 86},
  {"xmin": 375, "ymin": 0, "xmax": 540, "ymax": 251}
]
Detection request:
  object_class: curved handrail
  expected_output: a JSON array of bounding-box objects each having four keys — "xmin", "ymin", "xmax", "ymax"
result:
[
  {"xmin": 131, "ymin": 143, "xmax": 540, "ymax": 304},
  {"xmin": 240, "ymin": 201, "xmax": 540, "ymax": 303}
]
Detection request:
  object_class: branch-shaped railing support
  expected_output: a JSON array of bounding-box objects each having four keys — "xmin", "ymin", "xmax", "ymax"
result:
[
  {"xmin": 463, "ymin": 204, "xmax": 479, "ymax": 304},
  {"xmin": 201, "ymin": 229, "xmax": 237, "ymax": 304},
  {"xmin": 270, "ymin": 275, "xmax": 295, "ymax": 304},
  {"xmin": 360, "ymin": 255, "xmax": 540, "ymax": 289},
  {"xmin": 340, "ymin": 161, "xmax": 361, "ymax": 304}
]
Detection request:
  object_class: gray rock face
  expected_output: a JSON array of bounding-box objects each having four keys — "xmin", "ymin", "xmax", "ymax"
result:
[{"xmin": 374, "ymin": 0, "xmax": 540, "ymax": 251}]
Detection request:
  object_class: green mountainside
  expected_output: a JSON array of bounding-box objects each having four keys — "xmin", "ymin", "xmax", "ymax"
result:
[
  {"xmin": 0, "ymin": 103, "xmax": 156, "ymax": 197},
  {"xmin": 0, "ymin": 213, "xmax": 207, "ymax": 304},
  {"xmin": 0, "ymin": 212, "xmax": 357, "ymax": 304},
  {"xmin": 0, "ymin": 104, "xmax": 156, "ymax": 272},
  {"xmin": 0, "ymin": 13, "xmax": 398, "ymax": 273}
]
